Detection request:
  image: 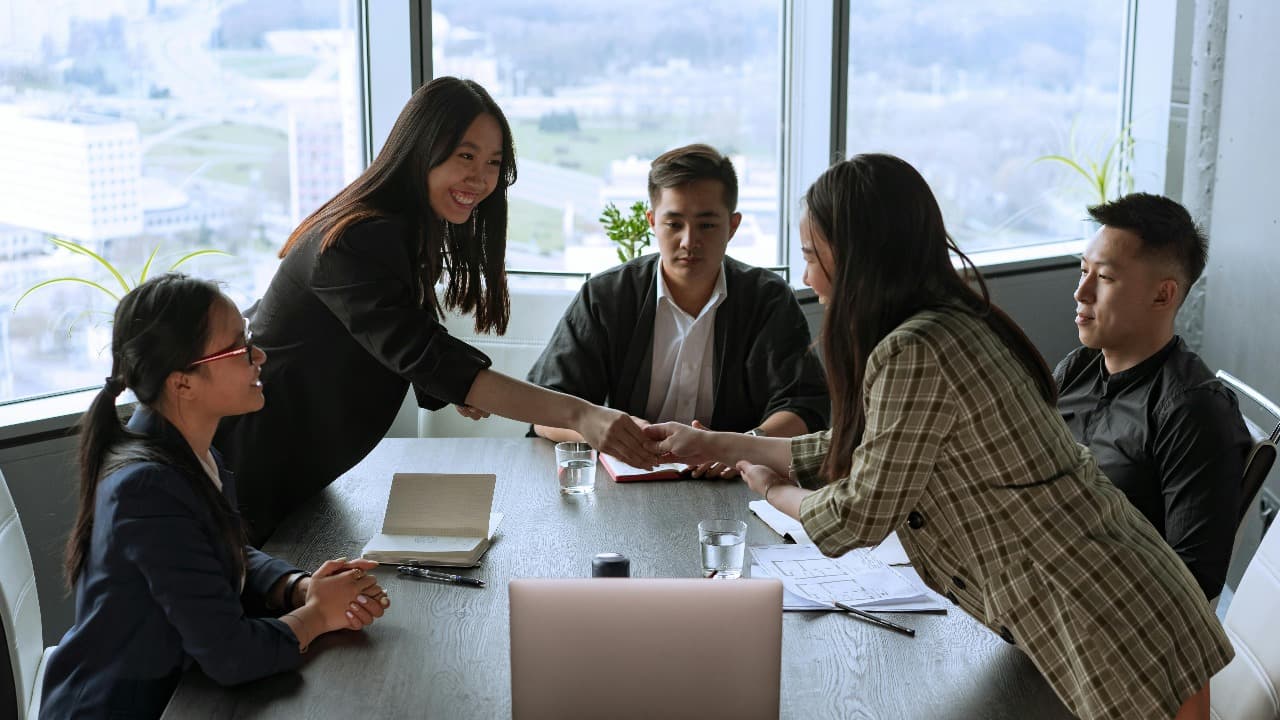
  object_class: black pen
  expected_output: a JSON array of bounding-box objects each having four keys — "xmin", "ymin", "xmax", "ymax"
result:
[
  {"xmin": 834, "ymin": 601, "xmax": 915, "ymax": 637},
  {"xmin": 397, "ymin": 565, "xmax": 486, "ymax": 588}
]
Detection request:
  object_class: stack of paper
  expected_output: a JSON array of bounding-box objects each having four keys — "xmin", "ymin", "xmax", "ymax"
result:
[
  {"xmin": 747, "ymin": 500, "xmax": 910, "ymax": 566},
  {"xmin": 750, "ymin": 543, "xmax": 945, "ymax": 613}
]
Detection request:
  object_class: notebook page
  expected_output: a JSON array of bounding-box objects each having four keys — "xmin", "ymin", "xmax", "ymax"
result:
[{"xmin": 381, "ymin": 473, "xmax": 496, "ymax": 537}]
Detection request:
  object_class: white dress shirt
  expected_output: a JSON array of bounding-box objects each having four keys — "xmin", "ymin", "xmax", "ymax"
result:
[{"xmin": 645, "ymin": 264, "xmax": 728, "ymax": 425}]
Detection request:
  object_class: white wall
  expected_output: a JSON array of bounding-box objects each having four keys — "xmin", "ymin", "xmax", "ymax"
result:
[{"xmin": 1197, "ymin": 0, "xmax": 1280, "ymax": 585}]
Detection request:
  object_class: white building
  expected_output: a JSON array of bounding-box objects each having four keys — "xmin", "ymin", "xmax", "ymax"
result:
[
  {"xmin": 0, "ymin": 109, "xmax": 142, "ymax": 243},
  {"xmin": 287, "ymin": 99, "xmax": 347, "ymax": 226},
  {"xmin": 0, "ymin": 223, "xmax": 49, "ymax": 261}
]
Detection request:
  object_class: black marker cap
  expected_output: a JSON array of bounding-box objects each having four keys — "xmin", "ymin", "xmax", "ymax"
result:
[{"xmin": 591, "ymin": 552, "xmax": 630, "ymax": 578}]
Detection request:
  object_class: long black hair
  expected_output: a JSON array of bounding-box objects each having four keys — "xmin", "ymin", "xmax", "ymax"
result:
[
  {"xmin": 279, "ymin": 76, "xmax": 516, "ymax": 334},
  {"xmin": 804, "ymin": 154, "xmax": 1055, "ymax": 482},
  {"xmin": 66, "ymin": 273, "xmax": 246, "ymax": 586}
]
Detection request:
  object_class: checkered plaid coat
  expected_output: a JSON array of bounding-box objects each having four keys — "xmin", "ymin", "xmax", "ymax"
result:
[{"xmin": 794, "ymin": 305, "xmax": 1232, "ymax": 719}]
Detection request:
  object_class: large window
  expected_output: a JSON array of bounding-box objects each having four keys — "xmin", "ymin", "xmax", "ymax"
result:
[
  {"xmin": 845, "ymin": 1, "xmax": 1128, "ymax": 252},
  {"xmin": 0, "ymin": 1, "xmax": 364, "ymax": 403},
  {"xmin": 0, "ymin": 2, "xmax": 1156, "ymax": 408},
  {"xmin": 430, "ymin": 0, "xmax": 782, "ymax": 275}
]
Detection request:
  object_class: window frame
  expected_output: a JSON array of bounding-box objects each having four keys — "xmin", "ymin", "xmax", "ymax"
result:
[{"xmin": 0, "ymin": 0, "xmax": 1184, "ymax": 424}]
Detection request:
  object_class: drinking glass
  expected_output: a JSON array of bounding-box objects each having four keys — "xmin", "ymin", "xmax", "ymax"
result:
[
  {"xmin": 698, "ymin": 518, "xmax": 747, "ymax": 578},
  {"xmin": 555, "ymin": 442, "xmax": 597, "ymax": 495}
]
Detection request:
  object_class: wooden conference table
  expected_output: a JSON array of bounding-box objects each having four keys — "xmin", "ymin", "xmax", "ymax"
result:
[{"xmin": 164, "ymin": 438, "xmax": 1072, "ymax": 719}]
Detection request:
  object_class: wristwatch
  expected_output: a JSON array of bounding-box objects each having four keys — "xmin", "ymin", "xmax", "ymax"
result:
[{"xmin": 744, "ymin": 427, "xmax": 767, "ymax": 437}]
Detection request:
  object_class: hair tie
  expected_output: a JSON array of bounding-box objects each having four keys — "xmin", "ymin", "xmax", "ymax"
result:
[{"xmin": 103, "ymin": 376, "xmax": 126, "ymax": 397}]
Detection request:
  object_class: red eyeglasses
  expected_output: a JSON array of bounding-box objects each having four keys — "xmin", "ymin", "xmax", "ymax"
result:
[{"xmin": 188, "ymin": 321, "xmax": 257, "ymax": 368}]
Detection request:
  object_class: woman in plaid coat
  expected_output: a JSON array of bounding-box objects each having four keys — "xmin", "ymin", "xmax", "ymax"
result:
[{"xmin": 648, "ymin": 154, "xmax": 1232, "ymax": 719}]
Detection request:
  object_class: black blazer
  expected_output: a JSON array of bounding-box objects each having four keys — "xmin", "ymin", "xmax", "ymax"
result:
[
  {"xmin": 40, "ymin": 408, "xmax": 303, "ymax": 720},
  {"xmin": 527, "ymin": 254, "xmax": 830, "ymax": 433},
  {"xmin": 215, "ymin": 216, "xmax": 492, "ymax": 543}
]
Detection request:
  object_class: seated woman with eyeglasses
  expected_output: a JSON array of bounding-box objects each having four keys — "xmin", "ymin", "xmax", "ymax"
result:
[{"xmin": 39, "ymin": 273, "xmax": 391, "ymax": 720}]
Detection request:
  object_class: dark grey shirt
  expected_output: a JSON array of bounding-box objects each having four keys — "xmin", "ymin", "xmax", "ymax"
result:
[
  {"xmin": 1054, "ymin": 336, "xmax": 1250, "ymax": 598},
  {"xmin": 527, "ymin": 254, "xmax": 829, "ymax": 434}
]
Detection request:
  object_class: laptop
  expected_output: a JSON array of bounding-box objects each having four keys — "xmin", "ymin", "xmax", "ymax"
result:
[{"xmin": 509, "ymin": 578, "xmax": 783, "ymax": 720}]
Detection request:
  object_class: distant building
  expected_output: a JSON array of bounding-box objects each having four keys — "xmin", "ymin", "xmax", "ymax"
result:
[
  {"xmin": 139, "ymin": 177, "xmax": 232, "ymax": 235},
  {"xmin": 0, "ymin": 223, "xmax": 48, "ymax": 261},
  {"xmin": 0, "ymin": 109, "xmax": 142, "ymax": 244},
  {"xmin": 287, "ymin": 99, "xmax": 347, "ymax": 226}
]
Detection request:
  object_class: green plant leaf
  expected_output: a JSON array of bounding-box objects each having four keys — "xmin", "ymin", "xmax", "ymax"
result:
[
  {"xmin": 1034, "ymin": 154, "xmax": 1095, "ymax": 186},
  {"xmin": 49, "ymin": 237, "xmax": 132, "ymax": 294},
  {"xmin": 169, "ymin": 248, "xmax": 231, "ymax": 271},
  {"xmin": 13, "ymin": 277, "xmax": 121, "ymax": 311},
  {"xmin": 139, "ymin": 244, "xmax": 162, "ymax": 284}
]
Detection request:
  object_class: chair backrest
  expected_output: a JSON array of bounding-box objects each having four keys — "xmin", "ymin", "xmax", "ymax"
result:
[
  {"xmin": 1215, "ymin": 370, "xmax": 1280, "ymax": 527},
  {"xmin": 1211, "ymin": 519, "xmax": 1280, "ymax": 720},
  {"xmin": 418, "ymin": 285, "xmax": 581, "ymax": 438},
  {"xmin": 0, "ymin": 468, "xmax": 44, "ymax": 718}
]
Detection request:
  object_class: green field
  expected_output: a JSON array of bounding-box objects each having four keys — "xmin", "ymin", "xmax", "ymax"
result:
[
  {"xmin": 511, "ymin": 120, "xmax": 679, "ymax": 177},
  {"xmin": 144, "ymin": 123, "xmax": 286, "ymax": 194},
  {"xmin": 509, "ymin": 116, "xmax": 772, "ymax": 178},
  {"xmin": 214, "ymin": 51, "xmax": 320, "ymax": 80},
  {"xmin": 508, "ymin": 198, "xmax": 565, "ymax": 253}
]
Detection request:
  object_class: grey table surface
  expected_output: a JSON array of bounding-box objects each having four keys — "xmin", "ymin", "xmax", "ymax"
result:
[{"xmin": 163, "ymin": 438, "xmax": 1073, "ymax": 719}]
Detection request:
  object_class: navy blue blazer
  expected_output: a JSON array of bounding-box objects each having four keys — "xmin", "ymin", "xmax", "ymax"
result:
[{"xmin": 40, "ymin": 408, "xmax": 304, "ymax": 719}]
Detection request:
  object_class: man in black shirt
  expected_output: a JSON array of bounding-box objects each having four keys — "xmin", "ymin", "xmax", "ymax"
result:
[{"xmin": 1055, "ymin": 193, "xmax": 1251, "ymax": 600}]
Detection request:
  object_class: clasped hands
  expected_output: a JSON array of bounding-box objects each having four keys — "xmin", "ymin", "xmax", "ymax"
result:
[
  {"xmin": 577, "ymin": 412, "xmax": 743, "ymax": 478},
  {"xmin": 292, "ymin": 558, "xmax": 391, "ymax": 633},
  {"xmin": 642, "ymin": 421, "xmax": 785, "ymax": 490}
]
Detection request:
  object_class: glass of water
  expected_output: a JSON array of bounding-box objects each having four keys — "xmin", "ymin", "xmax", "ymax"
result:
[
  {"xmin": 698, "ymin": 518, "xmax": 747, "ymax": 579},
  {"xmin": 555, "ymin": 442, "xmax": 597, "ymax": 495}
]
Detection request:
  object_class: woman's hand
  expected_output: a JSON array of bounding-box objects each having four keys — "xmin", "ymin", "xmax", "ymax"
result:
[
  {"xmin": 306, "ymin": 559, "xmax": 384, "ymax": 633},
  {"xmin": 577, "ymin": 406, "xmax": 662, "ymax": 469},
  {"xmin": 687, "ymin": 421, "xmax": 739, "ymax": 478},
  {"xmin": 736, "ymin": 461, "xmax": 786, "ymax": 497},
  {"xmin": 454, "ymin": 404, "xmax": 490, "ymax": 421},
  {"xmin": 643, "ymin": 421, "xmax": 717, "ymax": 465},
  {"xmin": 309, "ymin": 558, "xmax": 391, "ymax": 629}
]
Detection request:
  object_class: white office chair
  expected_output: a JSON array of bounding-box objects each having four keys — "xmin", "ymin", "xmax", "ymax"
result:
[
  {"xmin": 0, "ymin": 467, "xmax": 52, "ymax": 720},
  {"xmin": 1210, "ymin": 519, "xmax": 1280, "ymax": 720},
  {"xmin": 416, "ymin": 284, "xmax": 583, "ymax": 438},
  {"xmin": 1215, "ymin": 371, "xmax": 1280, "ymax": 532}
]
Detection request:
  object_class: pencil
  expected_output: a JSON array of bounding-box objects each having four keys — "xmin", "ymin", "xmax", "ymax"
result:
[{"xmin": 834, "ymin": 601, "xmax": 916, "ymax": 637}]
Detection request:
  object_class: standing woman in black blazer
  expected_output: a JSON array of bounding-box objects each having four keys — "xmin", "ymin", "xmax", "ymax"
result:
[
  {"xmin": 214, "ymin": 76, "xmax": 662, "ymax": 544},
  {"xmin": 40, "ymin": 274, "xmax": 390, "ymax": 719}
]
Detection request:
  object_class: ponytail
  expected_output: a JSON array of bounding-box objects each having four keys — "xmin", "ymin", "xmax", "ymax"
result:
[
  {"xmin": 65, "ymin": 378, "xmax": 131, "ymax": 586},
  {"xmin": 64, "ymin": 273, "xmax": 247, "ymax": 588}
]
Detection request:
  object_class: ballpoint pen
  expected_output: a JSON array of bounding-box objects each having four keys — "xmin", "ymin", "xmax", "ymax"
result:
[
  {"xmin": 397, "ymin": 565, "xmax": 486, "ymax": 588},
  {"xmin": 834, "ymin": 601, "xmax": 916, "ymax": 637}
]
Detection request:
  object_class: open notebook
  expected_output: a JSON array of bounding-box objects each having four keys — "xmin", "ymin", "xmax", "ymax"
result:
[{"xmin": 360, "ymin": 473, "xmax": 503, "ymax": 567}]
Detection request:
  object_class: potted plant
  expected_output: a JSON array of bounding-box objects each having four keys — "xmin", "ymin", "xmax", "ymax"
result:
[
  {"xmin": 1036, "ymin": 122, "xmax": 1135, "ymax": 207},
  {"xmin": 599, "ymin": 201, "xmax": 653, "ymax": 264},
  {"xmin": 13, "ymin": 237, "xmax": 229, "ymax": 326}
]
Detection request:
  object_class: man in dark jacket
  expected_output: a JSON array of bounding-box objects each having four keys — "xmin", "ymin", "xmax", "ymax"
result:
[{"xmin": 528, "ymin": 144, "xmax": 828, "ymax": 477}]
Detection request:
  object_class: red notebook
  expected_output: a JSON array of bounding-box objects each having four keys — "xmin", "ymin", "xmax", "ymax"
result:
[{"xmin": 600, "ymin": 454, "xmax": 691, "ymax": 482}]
